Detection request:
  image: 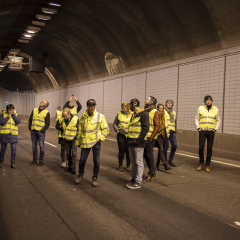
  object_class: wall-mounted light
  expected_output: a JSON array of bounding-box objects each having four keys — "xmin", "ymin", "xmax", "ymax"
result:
[
  {"xmin": 49, "ymin": 3, "xmax": 61, "ymax": 7},
  {"xmin": 27, "ymin": 30, "xmax": 36, "ymax": 34},
  {"xmin": 36, "ymin": 14, "xmax": 51, "ymax": 20},
  {"xmin": 32, "ymin": 21, "xmax": 46, "ymax": 26},
  {"xmin": 42, "ymin": 7, "xmax": 57, "ymax": 14},
  {"xmin": 24, "ymin": 34, "xmax": 32, "ymax": 38}
]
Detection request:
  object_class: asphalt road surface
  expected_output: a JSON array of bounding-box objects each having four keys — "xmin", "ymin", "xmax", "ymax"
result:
[{"xmin": 0, "ymin": 122, "xmax": 240, "ymax": 240}]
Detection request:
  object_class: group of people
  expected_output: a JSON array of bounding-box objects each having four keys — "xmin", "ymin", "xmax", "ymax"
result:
[{"xmin": 0, "ymin": 93, "xmax": 220, "ymax": 189}]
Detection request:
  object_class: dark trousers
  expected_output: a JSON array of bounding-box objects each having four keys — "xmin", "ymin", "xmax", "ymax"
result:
[
  {"xmin": 64, "ymin": 139, "xmax": 77, "ymax": 172},
  {"xmin": 61, "ymin": 144, "xmax": 66, "ymax": 162},
  {"xmin": 155, "ymin": 134, "xmax": 166, "ymax": 167},
  {"xmin": 79, "ymin": 141, "xmax": 101, "ymax": 179},
  {"xmin": 163, "ymin": 133, "xmax": 177, "ymax": 162},
  {"xmin": 117, "ymin": 133, "xmax": 130, "ymax": 167},
  {"xmin": 31, "ymin": 130, "xmax": 45, "ymax": 162},
  {"xmin": 0, "ymin": 143, "xmax": 17, "ymax": 160},
  {"xmin": 144, "ymin": 138, "xmax": 156, "ymax": 175},
  {"xmin": 199, "ymin": 130, "xmax": 215, "ymax": 166}
]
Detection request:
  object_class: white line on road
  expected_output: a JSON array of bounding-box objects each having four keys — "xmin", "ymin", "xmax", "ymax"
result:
[
  {"xmin": 45, "ymin": 142, "xmax": 57, "ymax": 147},
  {"xmin": 105, "ymin": 137, "xmax": 240, "ymax": 168},
  {"xmin": 234, "ymin": 222, "xmax": 240, "ymax": 226}
]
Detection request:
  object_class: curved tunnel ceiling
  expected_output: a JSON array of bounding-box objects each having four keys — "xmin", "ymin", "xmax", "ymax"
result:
[{"xmin": 1, "ymin": 0, "xmax": 240, "ymax": 92}]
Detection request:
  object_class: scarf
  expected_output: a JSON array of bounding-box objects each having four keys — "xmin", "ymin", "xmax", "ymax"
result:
[{"xmin": 165, "ymin": 107, "xmax": 174, "ymax": 122}]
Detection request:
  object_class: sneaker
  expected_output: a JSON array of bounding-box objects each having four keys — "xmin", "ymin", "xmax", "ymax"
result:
[
  {"xmin": 197, "ymin": 163, "xmax": 204, "ymax": 171},
  {"xmin": 64, "ymin": 167, "xmax": 71, "ymax": 172},
  {"xmin": 168, "ymin": 160, "xmax": 176, "ymax": 167},
  {"xmin": 127, "ymin": 182, "xmax": 141, "ymax": 189},
  {"xmin": 126, "ymin": 166, "xmax": 130, "ymax": 172},
  {"xmin": 75, "ymin": 174, "xmax": 83, "ymax": 184},
  {"xmin": 205, "ymin": 165, "xmax": 210, "ymax": 172},
  {"xmin": 29, "ymin": 161, "xmax": 37, "ymax": 166},
  {"xmin": 126, "ymin": 179, "xmax": 135, "ymax": 187},
  {"xmin": 151, "ymin": 173, "xmax": 156, "ymax": 181},
  {"xmin": 38, "ymin": 161, "xmax": 44, "ymax": 166},
  {"xmin": 61, "ymin": 162, "xmax": 66, "ymax": 167},
  {"xmin": 119, "ymin": 166, "xmax": 123, "ymax": 172},
  {"xmin": 92, "ymin": 178, "xmax": 98, "ymax": 187},
  {"xmin": 144, "ymin": 174, "xmax": 152, "ymax": 182},
  {"xmin": 163, "ymin": 162, "xmax": 170, "ymax": 171}
]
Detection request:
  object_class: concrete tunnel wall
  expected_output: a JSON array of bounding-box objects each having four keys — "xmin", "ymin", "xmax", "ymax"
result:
[{"xmin": 1, "ymin": 46, "xmax": 240, "ymax": 161}]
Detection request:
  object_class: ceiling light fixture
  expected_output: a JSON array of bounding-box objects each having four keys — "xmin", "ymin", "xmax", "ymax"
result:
[
  {"xmin": 24, "ymin": 34, "xmax": 32, "ymax": 38},
  {"xmin": 36, "ymin": 14, "xmax": 51, "ymax": 20},
  {"xmin": 42, "ymin": 8, "xmax": 57, "ymax": 14},
  {"xmin": 27, "ymin": 30, "xmax": 35, "ymax": 33},
  {"xmin": 32, "ymin": 21, "xmax": 46, "ymax": 26},
  {"xmin": 18, "ymin": 39, "xmax": 29, "ymax": 43},
  {"xmin": 28, "ymin": 26, "xmax": 41, "ymax": 31},
  {"xmin": 49, "ymin": 3, "xmax": 61, "ymax": 7}
]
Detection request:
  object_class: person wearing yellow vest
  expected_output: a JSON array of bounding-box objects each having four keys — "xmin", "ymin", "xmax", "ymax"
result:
[
  {"xmin": 113, "ymin": 102, "xmax": 132, "ymax": 172},
  {"xmin": 126, "ymin": 98, "xmax": 149, "ymax": 189},
  {"xmin": 56, "ymin": 107, "xmax": 79, "ymax": 174},
  {"xmin": 155, "ymin": 103, "xmax": 170, "ymax": 171},
  {"xmin": 143, "ymin": 96, "xmax": 160, "ymax": 182},
  {"xmin": 63, "ymin": 95, "xmax": 82, "ymax": 118},
  {"xmin": 195, "ymin": 95, "xmax": 221, "ymax": 172},
  {"xmin": 75, "ymin": 99, "xmax": 109, "ymax": 187},
  {"xmin": 163, "ymin": 99, "xmax": 177, "ymax": 167},
  {"xmin": 55, "ymin": 106, "xmax": 62, "ymax": 132},
  {"xmin": 0, "ymin": 104, "xmax": 21, "ymax": 169},
  {"xmin": 29, "ymin": 100, "xmax": 50, "ymax": 166}
]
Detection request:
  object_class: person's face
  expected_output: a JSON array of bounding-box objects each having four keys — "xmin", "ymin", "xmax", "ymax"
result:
[
  {"xmin": 69, "ymin": 101, "xmax": 73, "ymax": 107},
  {"xmin": 62, "ymin": 112, "xmax": 70, "ymax": 120},
  {"xmin": 130, "ymin": 103, "xmax": 135, "ymax": 112},
  {"xmin": 8, "ymin": 109, "xmax": 14, "ymax": 115},
  {"xmin": 145, "ymin": 97, "xmax": 151, "ymax": 105},
  {"xmin": 158, "ymin": 105, "xmax": 164, "ymax": 113},
  {"xmin": 122, "ymin": 106, "xmax": 127, "ymax": 113},
  {"xmin": 166, "ymin": 101, "xmax": 173, "ymax": 109},
  {"xmin": 87, "ymin": 105, "xmax": 96, "ymax": 114},
  {"xmin": 205, "ymin": 99, "xmax": 212, "ymax": 106},
  {"xmin": 39, "ymin": 100, "xmax": 47, "ymax": 107}
]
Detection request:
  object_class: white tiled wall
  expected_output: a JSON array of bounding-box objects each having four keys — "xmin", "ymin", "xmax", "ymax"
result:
[
  {"xmin": 88, "ymin": 82, "xmax": 104, "ymax": 113},
  {"xmin": 224, "ymin": 54, "xmax": 240, "ymax": 135},
  {"xmin": 78, "ymin": 84, "xmax": 89, "ymax": 113},
  {"xmin": 103, "ymin": 78, "xmax": 122, "ymax": 123},
  {"xmin": 178, "ymin": 58, "xmax": 224, "ymax": 132},
  {"xmin": 146, "ymin": 67, "xmax": 178, "ymax": 111},
  {"xmin": 122, "ymin": 73, "xmax": 146, "ymax": 107}
]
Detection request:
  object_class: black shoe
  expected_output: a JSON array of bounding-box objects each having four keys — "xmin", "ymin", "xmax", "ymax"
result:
[
  {"xmin": 64, "ymin": 167, "xmax": 71, "ymax": 172},
  {"xmin": 168, "ymin": 161, "xmax": 176, "ymax": 167},
  {"xmin": 75, "ymin": 174, "xmax": 83, "ymax": 184},
  {"xmin": 163, "ymin": 162, "xmax": 170, "ymax": 170},
  {"xmin": 11, "ymin": 160, "xmax": 16, "ymax": 169},
  {"xmin": 29, "ymin": 161, "xmax": 37, "ymax": 166},
  {"xmin": 127, "ymin": 182, "xmax": 141, "ymax": 189},
  {"xmin": 71, "ymin": 170, "xmax": 76, "ymax": 174},
  {"xmin": 126, "ymin": 178, "xmax": 135, "ymax": 187},
  {"xmin": 38, "ymin": 161, "xmax": 44, "ymax": 166}
]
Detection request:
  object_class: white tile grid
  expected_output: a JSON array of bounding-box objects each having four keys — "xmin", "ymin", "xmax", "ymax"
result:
[
  {"xmin": 178, "ymin": 58, "xmax": 224, "ymax": 132},
  {"xmin": 89, "ymin": 82, "xmax": 104, "ymax": 113},
  {"xmin": 78, "ymin": 84, "xmax": 89, "ymax": 116},
  {"xmin": 146, "ymin": 67, "xmax": 178, "ymax": 112},
  {"xmin": 103, "ymin": 78, "xmax": 122, "ymax": 123},
  {"xmin": 35, "ymin": 94, "xmax": 42, "ymax": 109},
  {"xmin": 68, "ymin": 86, "xmax": 79, "ymax": 100},
  {"xmin": 46, "ymin": 92, "xmax": 53, "ymax": 116},
  {"xmin": 224, "ymin": 54, "xmax": 240, "ymax": 135},
  {"xmin": 122, "ymin": 73, "xmax": 146, "ymax": 108},
  {"xmin": 51, "ymin": 90, "xmax": 61, "ymax": 117},
  {"xmin": 59, "ymin": 89, "xmax": 68, "ymax": 109}
]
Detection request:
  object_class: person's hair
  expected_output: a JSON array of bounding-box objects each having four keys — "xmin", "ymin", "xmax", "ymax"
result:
[
  {"xmin": 130, "ymin": 98, "xmax": 140, "ymax": 107},
  {"xmin": 57, "ymin": 106, "xmax": 62, "ymax": 111},
  {"xmin": 121, "ymin": 102, "xmax": 131, "ymax": 117},
  {"xmin": 6, "ymin": 104, "xmax": 15, "ymax": 112},
  {"xmin": 149, "ymin": 96, "xmax": 157, "ymax": 105},
  {"xmin": 44, "ymin": 100, "xmax": 49, "ymax": 108},
  {"xmin": 63, "ymin": 107, "xmax": 71, "ymax": 115},
  {"xmin": 157, "ymin": 103, "xmax": 164, "ymax": 110}
]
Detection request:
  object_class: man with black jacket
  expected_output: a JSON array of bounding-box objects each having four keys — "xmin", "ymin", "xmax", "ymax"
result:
[
  {"xmin": 29, "ymin": 100, "xmax": 50, "ymax": 166},
  {"xmin": 56, "ymin": 107, "xmax": 79, "ymax": 174},
  {"xmin": 126, "ymin": 98, "xmax": 149, "ymax": 189},
  {"xmin": 63, "ymin": 95, "xmax": 82, "ymax": 117}
]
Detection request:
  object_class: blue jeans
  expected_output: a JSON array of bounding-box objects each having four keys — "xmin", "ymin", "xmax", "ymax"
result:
[
  {"xmin": 31, "ymin": 130, "xmax": 45, "ymax": 162},
  {"xmin": 79, "ymin": 142, "xmax": 101, "ymax": 179},
  {"xmin": 163, "ymin": 133, "xmax": 177, "ymax": 162},
  {"xmin": 0, "ymin": 143, "xmax": 17, "ymax": 160},
  {"xmin": 129, "ymin": 146, "xmax": 144, "ymax": 184}
]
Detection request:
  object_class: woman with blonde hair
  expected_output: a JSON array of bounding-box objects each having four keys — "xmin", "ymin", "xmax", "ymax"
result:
[{"xmin": 113, "ymin": 102, "xmax": 132, "ymax": 172}]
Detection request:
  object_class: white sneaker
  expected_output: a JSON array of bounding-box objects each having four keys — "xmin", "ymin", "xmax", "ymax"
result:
[{"xmin": 61, "ymin": 162, "xmax": 66, "ymax": 167}]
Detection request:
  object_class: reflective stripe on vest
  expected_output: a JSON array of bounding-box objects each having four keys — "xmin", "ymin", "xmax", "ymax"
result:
[
  {"xmin": 164, "ymin": 109, "xmax": 176, "ymax": 138},
  {"xmin": 0, "ymin": 112, "xmax": 18, "ymax": 135},
  {"xmin": 56, "ymin": 110, "xmax": 62, "ymax": 122},
  {"xmin": 62, "ymin": 116, "xmax": 78, "ymax": 141},
  {"xmin": 117, "ymin": 112, "xmax": 131, "ymax": 132},
  {"xmin": 128, "ymin": 116, "xmax": 141, "ymax": 139},
  {"xmin": 199, "ymin": 105, "xmax": 217, "ymax": 129},
  {"xmin": 31, "ymin": 108, "xmax": 49, "ymax": 131},
  {"xmin": 58, "ymin": 117, "xmax": 64, "ymax": 138},
  {"xmin": 146, "ymin": 109, "xmax": 158, "ymax": 140},
  {"xmin": 70, "ymin": 108, "xmax": 78, "ymax": 117}
]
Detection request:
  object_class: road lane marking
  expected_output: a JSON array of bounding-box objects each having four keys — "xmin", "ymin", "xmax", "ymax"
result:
[
  {"xmin": 234, "ymin": 222, "xmax": 240, "ymax": 226},
  {"xmin": 45, "ymin": 142, "xmax": 57, "ymax": 147},
  {"xmin": 105, "ymin": 137, "xmax": 240, "ymax": 168}
]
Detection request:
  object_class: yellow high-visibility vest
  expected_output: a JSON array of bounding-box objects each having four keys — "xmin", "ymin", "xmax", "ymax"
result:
[
  {"xmin": 76, "ymin": 109, "xmax": 109, "ymax": 148},
  {"xmin": 70, "ymin": 107, "xmax": 78, "ymax": 117},
  {"xmin": 56, "ymin": 110, "xmax": 62, "ymax": 122},
  {"xmin": 146, "ymin": 109, "xmax": 158, "ymax": 140},
  {"xmin": 1, "ymin": 111, "xmax": 18, "ymax": 135},
  {"xmin": 31, "ymin": 108, "xmax": 49, "ymax": 131},
  {"xmin": 117, "ymin": 111, "xmax": 132, "ymax": 133},
  {"xmin": 128, "ymin": 108, "xmax": 145, "ymax": 139},
  {"xmin": 62, "ymin": 116, "xmax": 78, "ymax": 141},
  {"xmin": 164, "ymin": 109, "xmax": 176, "ymax": 138},
  {"xmin": 58, "ymin": 117, "xmax": 64, "ymax": 138},
  {"xmin": 199, "ymin": 105, "xmax": 218, "ymax": 130}
]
